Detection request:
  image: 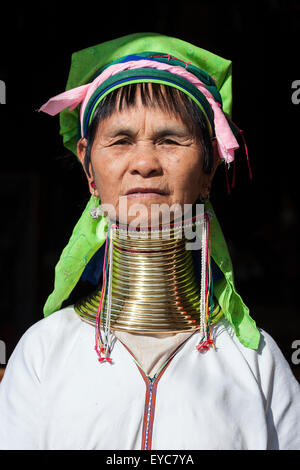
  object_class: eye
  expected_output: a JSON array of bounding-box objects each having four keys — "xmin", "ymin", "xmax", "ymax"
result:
[
  {"xmin": 113, "ymin": 138, "xmax": 131, "ymax": 145},
  {"xmin": 160, "ymin": 139, "xmax": 179, "ymax": 145}
]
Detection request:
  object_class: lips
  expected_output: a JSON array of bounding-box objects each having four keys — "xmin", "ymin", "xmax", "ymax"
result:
[{"xmin": 125, "ymin": 187, "xmax": 167, "ymax": 196}]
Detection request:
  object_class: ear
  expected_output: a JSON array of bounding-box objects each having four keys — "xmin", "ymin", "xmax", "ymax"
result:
[
  {"xmin": 77, "ymin": 138, "xmax": 100, "ymax": 197},
  {"xmin": 200, "ymin": 138, "xmax": 220, "ymax": 199}
]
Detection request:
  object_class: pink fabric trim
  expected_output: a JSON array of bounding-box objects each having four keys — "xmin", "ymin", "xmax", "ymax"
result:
[
  {"xmin": 39, "ymin": 84, "xmax": 90, "ymax": 116},
  {"xmin": 39, "ymin": 60, "xmax": 238, "ymax": 163}
]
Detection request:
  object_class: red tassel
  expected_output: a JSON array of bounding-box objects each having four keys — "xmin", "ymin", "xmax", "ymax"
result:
[
  {"xmin": 224, "ymin": 117, "xmax": 253, "ymax": 185},
  {"xmin": 97, "ymin": 346, "xmax": 113, "ymax": 364},
  {"xmin": 196, "ymin": 338, "xmax": 214, "ymax": 352},
  {"xmin": 98, "ymin": 356, "xmax": 113, "ymax": 364},
  {"xmin": 231, "ymin": 158, "xmax": 236, "ymax": 188},
  {"xmin": 224, "ymin": 164, "xmax": 231, "ymax": 195},
  {"xmin": 239, "ymin": 129, "xmax": 253, "ymax": 181}
]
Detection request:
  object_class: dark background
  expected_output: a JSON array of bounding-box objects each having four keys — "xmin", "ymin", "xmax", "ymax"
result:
[{"xmin": 0, "ymin": 0, "xmax": 299, "ymax": 381}]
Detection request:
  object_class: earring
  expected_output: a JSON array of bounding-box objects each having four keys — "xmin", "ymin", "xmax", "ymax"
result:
[
  {"xmin": 198, "ymin": 194, "xmax": 210, "ymax": 204},
  {"xmin": 90, "ymin": 187, "xmax": 105, "ymax": 219}
]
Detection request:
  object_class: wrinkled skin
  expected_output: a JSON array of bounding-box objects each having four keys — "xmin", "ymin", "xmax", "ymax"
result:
[{"xmin": 77, "ymin": 87, "xmax": 219, "ymax": 226}]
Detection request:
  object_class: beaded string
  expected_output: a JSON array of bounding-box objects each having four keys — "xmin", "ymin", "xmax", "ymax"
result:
[
  {"xmin": 95, "ymin": 212, "xmax": 214, "ymax": 362},
  {"xmin": 149, "ymin": 54, "xmax": 192, "ymax": 69},
  {"xmin": 94, "ymin": 233, "xmax": 107, "ymax": 361},
  {"xmin": 94, "ymin": 222, "xmax": 116, "ymax": 363},
  {"xmin": 196, "ymin": 212, "xmax": 214, "ymax": 352},
  {"xmin": 104, "ymin": 225, "xmax": 114, "ymax": 351},
  {"xmin": 199, "ymin": 213, "xmax": 208, "ymax": 340},
  {"xmin": 205, "ymin": 229, "xmax": 215, "ymax": 344}
]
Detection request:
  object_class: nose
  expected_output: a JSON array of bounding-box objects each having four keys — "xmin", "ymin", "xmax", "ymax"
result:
[{"xmin": 128, "ymin": 144, "xmax": 163, "ymax": 178}]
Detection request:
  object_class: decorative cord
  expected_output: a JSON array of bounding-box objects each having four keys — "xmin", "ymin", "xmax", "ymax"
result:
[
  {"xmin": 94, "ymin": 212, "xmax": 215, "ymax": 362},
  {"xmin": 94, "ymin": 222, "xmax": 115, "ymax": 363},
  {"xmin": 196, "ymin": 212, "xmax": 214, "ymax": 352}
]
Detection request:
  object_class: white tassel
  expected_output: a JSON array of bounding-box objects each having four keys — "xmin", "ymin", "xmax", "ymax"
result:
[
  {"xmin": 99, "ymin": 225, "xmax": 114, "ymax": 359},
  {"xmin": 104, "ymin": 225, "xmax": 114, "ymax": 354},
  {"xmin": 199, "ymin": 214, "xmax": 207, "ymax": 340}
]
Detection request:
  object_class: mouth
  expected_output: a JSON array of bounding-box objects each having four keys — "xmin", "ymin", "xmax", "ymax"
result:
[{"xmin": 124, "ymin": 187, "xmax": 168, "ymax": 198}]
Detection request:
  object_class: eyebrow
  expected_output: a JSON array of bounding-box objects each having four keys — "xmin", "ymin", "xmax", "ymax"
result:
[{"xmin": 106, "ymin": 126, "xmax": 192, "ymax": 139}]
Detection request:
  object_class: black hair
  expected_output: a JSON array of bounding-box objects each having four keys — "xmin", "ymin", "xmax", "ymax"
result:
[{"xmin": 83, "ymin": 82, "xmax": 214, "ymax": 176}]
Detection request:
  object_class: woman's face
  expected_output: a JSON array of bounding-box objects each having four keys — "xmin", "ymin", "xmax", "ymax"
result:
[{"xmin": 77, "ymin": 90, "xmax": 218, "ymax": 226}]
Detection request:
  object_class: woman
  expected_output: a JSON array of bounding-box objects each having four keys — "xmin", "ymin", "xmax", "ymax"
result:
[{"xmin": 0, "ymin": 32, "xmax": 299, "ymax": 450}]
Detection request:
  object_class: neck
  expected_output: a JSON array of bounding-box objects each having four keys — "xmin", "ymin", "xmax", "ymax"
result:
[{"xmin": 75, "ymin": 213, "xmax": 221, "ymax": 335}]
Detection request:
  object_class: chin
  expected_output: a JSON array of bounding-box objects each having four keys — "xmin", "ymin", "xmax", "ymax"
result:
[
  {"xmin": 113, "ymin": 197, "xmax": 188, "ymax": 229},
  {"xmin": 117, "ymin": 210, "xmax": 183, "ymax": 231}
]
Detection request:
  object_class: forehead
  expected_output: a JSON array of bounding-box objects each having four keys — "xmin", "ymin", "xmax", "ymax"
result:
[
  {"xmin": 97, "ymin": 102, "xmax": 191, "ymax": 135},
  {"xmin": 92, "ymin": 83, "xmax": 197, "ymax": 137}
]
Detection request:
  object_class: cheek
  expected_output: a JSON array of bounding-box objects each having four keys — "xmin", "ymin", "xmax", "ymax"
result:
[
  {"xmin": 91, "ymin": 154, "xmax": 122, "ymax": 200},
  {"xmin": 170, "ymin": 154, "xmax": 203, "ymax": 196}
]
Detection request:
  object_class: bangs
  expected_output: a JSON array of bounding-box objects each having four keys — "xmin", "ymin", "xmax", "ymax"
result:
[
  {"xmin": 117, "ymin": 83, "xmax": 196, "ymax": 132},
  {"xmin": 93, "ymin": 83, "xmax": 205, "ymax": 136}
]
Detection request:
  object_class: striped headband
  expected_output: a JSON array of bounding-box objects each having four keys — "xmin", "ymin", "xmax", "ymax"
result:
[{"xmin": 39, "ymin": 54, "xmax": 239, "ymax": 163}]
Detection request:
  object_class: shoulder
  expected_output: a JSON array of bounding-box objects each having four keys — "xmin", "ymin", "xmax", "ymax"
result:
[
  {"xmin": 256, "ymin": 329, "xmax": 300, "ymax": 393},
  {"xmin": 4, "ymin": 306, "xmax": 83, "ymax": 382},
  {"xmin": 215, "ymin": 319, "xmax": 300, "ymax": 392},
  {"xmin": 17, "ymin": 306, "xmax": 81, "ymax": 350},
  {"xmin": 215, "ymin": 318, "xmax": 287, "ymax": 362}
]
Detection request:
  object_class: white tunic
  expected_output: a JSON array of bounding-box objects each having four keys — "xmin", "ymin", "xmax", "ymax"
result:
[{"xmin": 0, "ymin": 306, "xmax": 299, "ymax": 450}]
